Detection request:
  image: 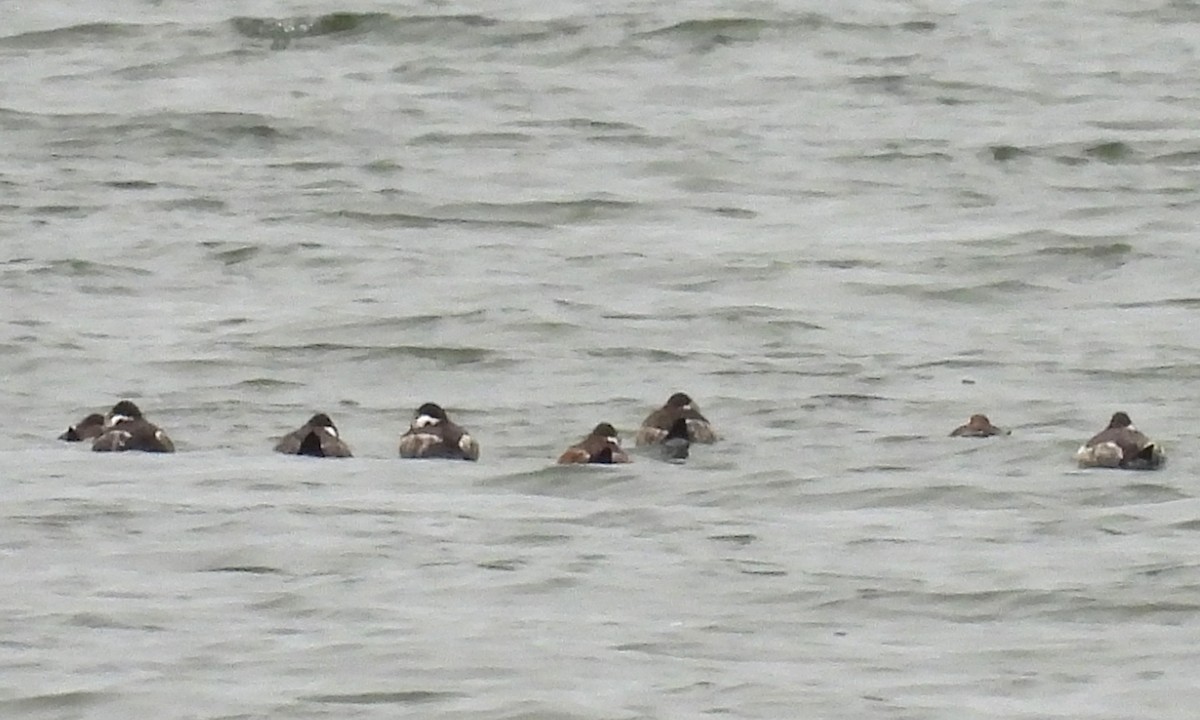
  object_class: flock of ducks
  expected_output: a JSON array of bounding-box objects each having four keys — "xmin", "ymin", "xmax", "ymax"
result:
[
  {"xmin": 56, "ymin": 392, "xmax": 717, "ymax": 463},
  {"xmin": 57, "ymin": 396, "xmax": 1165, "ymax": 470}
]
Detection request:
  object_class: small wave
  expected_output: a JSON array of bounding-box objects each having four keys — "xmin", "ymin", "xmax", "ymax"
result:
[
  {"xmin": 321, "ymin": 209, "xmax": 545, "ymax": 230},
  {"xmin": 249, "ymin": 343, "xmax": 498, "ymax": 366},
  {"xmin": 0, "ymin": 691, "xmax": 110, "ymax": 713},
  {"xmin": 0, "ymin": 22, "xmax": 141, "ymax": 48},
  {"xmin": 303, "ymin": 690, "xmax": 463, "ymax": 705},
  {"xmin": 232, "ymin": 13, "xmax": 504, "ymax": 49},
  {"xmin": 29, "ymin": 259, "xmax": 151, "ymax": 278}
]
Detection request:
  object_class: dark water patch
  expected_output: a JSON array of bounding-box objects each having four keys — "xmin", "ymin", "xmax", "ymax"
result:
[
  {"xmin": 1083, "ymin": 141, "xmax": 1135, "ymax": 162},
  {"xmin": 0, "ymin": 690, "xmax": 111, "ymax": 713},
  {"xmin": 29, "ymin": 259, "xmax": 151, "ymax": 278},
  {"xmin": 709, "ymin": 533, "xmax": 757, "ymax": 546},
  {"xmin": 987, "ymin": 145, "xmax": 1027, "ymax": 162},
  {"xmin": 810, "ymin": 393, "xmax": 890, "ymax": 405},
  {"xmin": 1151, "ymin": 149, "xmax": 1200, "ymax": 165},
  {"xmin": 232, "ymin": 13, "xmax": 390, "ymax": 46},
  {"xmin": 851, "ymin": 279, "xmax": 1049, "ymax": 303},
  {"xmin": 104, "ymin": 180, "xmax": 157, "ymax": 190},
  {"xmin": 158, "ymin": 196, "xmax": 227, "ymax": 212},
  {"xmin": 303, "ymin": 690, "xmax": 463, "ymax": 705},
  {"xmin": 514, "ymin": 117, "xmax": 644, "ymax": 133},
  {"xmin": 322, "ymin": 209, "xmax": 546, "ymax": 230},
  {"xmin": 0, "ymin": 22, "xmax": 142, "ymax": 48},
  {"xmin": 849, "ymin": 149, "xmax": 954, "ymax": 163},
  {"xmin": 478, "ymin": 558, "xmax": 525, "ymax": 571},
  {"xmin": 68, "ymin": 613, "xmax": 165, "ymax": 631},
  {"xmin": 1078, "ymin": 482, "xmax": 1188, "ymax": 507},
  {"xmin": 250, "ymin": 343, "xmax": 497, "ymax": 366},
  {"xmin": 833, "ymin": 484, "xmax": 1023, "ymax": 510},
  {"xmin": 409, "ymin": 131, "xmax": 532, "ymax": 148},
  {"xmin": 205, "ymin": 565, "xmax": 286, "ymax": 575},
  {"xmin": 1116, "ymin": 297, "xmax": 1200, "ymax": 309},
  {"xmin": 904, "ymin": 356, "xmax": 1004, "ymax": 370},
  {"xmin": 726, "ymin": 559, "xmax": 787, "ymax": 576},
  {"xmin": 435, "ymin": 198, "xmax": 638, "ymax": 226},
  {"xmin": 233, "ymin": 378, "xmax": 305, "ymax": 389},
  {"xmin": 29, "ymin": 204, "xmax": 99, "ymax": 218},
  {"xmin": 266, "ymin": 160, "xmax": 344, "ymax": 172},
  {"xmin": 1036, "ymin": 242, "xmax": 1134, "ymax": 260},
  {"xmin": 637, "ymin": 17, "xmax": 778, "ymax": 46},
  {"xmin": 584, "ymin": 347, "xmax": 688, "ymax": 362},
  {"xmin": 207, "ymin": 245, "xmax": 261, "ymax": 266}
]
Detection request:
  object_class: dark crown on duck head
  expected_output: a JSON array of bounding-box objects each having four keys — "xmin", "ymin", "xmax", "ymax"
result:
[
  {"xmin": 416, "ymin": 403, "xmax": 448, "ymax": 420},
  {"xmin": 592, "ymin": 422, "xmax": 618, "ymax": 438},
  {"xmin": 109, "ymin": 400, "xmax": 143, "ymax": 420},
  {"xmin": 1108, "ymin": 412, "xmax": 1133, "ymax": 428},
  {"xmin": 307, "ymin": 413, "xmax": 335, "ymax": 428},
  {"xmin": 968, "ymin": 414, "xmax": 991, "ymax": 427},
  {"xmin": 666, "ymin": 392, "xmax": 693, "ymax": 408}
]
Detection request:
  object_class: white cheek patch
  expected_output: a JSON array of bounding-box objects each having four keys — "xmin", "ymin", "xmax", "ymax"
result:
[
  {"xmin": 607, "ymin": 436, "xmax": 619, "ymax": 445},
  {"xmin": 415, "ymin": 415, "xmax": 439, "ymax": 428},
  {"xmin": 324, "ymin": 426, "xmax": 338, "ymax": 438},
  {"xmin": 155, "ymin": 430, "xmax": 165, "ymax": 441},
  {"xmin": 107, "ymin": 414, "xmax": 133, "ymax": 427}
]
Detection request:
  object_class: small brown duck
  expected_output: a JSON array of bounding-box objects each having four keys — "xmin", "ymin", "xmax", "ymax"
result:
[
  {"xmin": 949, "ymin": 414, "xmax": 1008, "ymax": 437},
  {"xmin": 92, "ymin": 400, "xmax": 175, "ymax": 453},
  {"xmin": 274, "ymin": 413, "xmax": 352, "ymax": 457},
  {"xmin": 635, "ymin": 392, "xmax": 718, "ymax": 447},
  {"xmin": 1075, "ymin": 411, "xmax": 1164, "ymax": 470},
  {"xmin": 398, "ymin": 403, "xmax": 480, "ymax": 461},
  {"xmin": 557, "ymin": 423, "xmax": 631, "ymax": 464},
  {"xmin": 59, "ymin": 413, "xmax": 106, "ymax": 442}
]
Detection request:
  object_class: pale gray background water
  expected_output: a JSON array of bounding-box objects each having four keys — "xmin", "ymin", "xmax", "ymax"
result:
[{"xmin": 3, "ymin": 1, "xmax": 1200, "ymax": 718}]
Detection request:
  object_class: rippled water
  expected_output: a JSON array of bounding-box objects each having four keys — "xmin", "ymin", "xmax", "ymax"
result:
[{"xmin": 4, "ymin": 1, "xmax": 1200, "ymax": 718}]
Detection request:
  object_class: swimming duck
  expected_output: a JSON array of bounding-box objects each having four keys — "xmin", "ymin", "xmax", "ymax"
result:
[
  {"xmin": 635, "ymin": 392, "xmax": 718, "ymax": 447},
  {"xmin": 274, "ymin": 413, "xmax": 352, "ymax": 457},
  {"xmin": 58, "ymin": 413, "xmax": 105, "ymax": 442},
  {"xmin": 398, "ymin": 403, "xmax": 479, "ymax": 461},
  {"xmin": 1075, "ymin": 411, "xmax": 1164, "ymax": 470},
  {"xmin": 92, "ymin": 400, "xmax": 175, "ymax": 453},
  {"xmin": 557, "ymin": 422, "xmax": 631, "ymax": 464},
  {"xmin": 657, "ymin": 416, "xmax": 691, "ymax": 461},
  {"xmin": 949, "ymin": 414, "xmax": 1008, "ymax": 437}
]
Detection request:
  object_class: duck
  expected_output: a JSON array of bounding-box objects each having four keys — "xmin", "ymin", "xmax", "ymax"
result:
[
  {"xmin": 1075, "ymin": 411, "xmax": 1164, "ymax": 470},
  {"xmin": 92, "ymin": 400, "xmax": 175, "ymax": 453},
  {"xmin": 398, "ymin": 403, "xmax": 480, "ymax": 460},
  {"xmin": 949, "ymin": 414, "xmax": 1008, "ymax": 437},
  {"xmin": 274, "ymin": 413, "xmax": 351, "ymax": 457},
  {"xmin": 657, "ymin": 416, "xmax": 691, "ymax": 461},
  {"xmin": 635, "ymin": 392, "xmax": 718, "ymax": 447},
  {"xmin": 557, "ymin": 423, "xmax": 631, "ymax": 464},
  {"xmin": 58, "ymin": 413, "xmax": 106, "ymax": 442}
]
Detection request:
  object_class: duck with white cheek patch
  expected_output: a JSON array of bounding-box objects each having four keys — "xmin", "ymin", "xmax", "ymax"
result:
[
  {"xmin": 557, "ymin": 423, "xmax": 631, "ymax": 464},
  {"xmin": 398, "ymin": 403, "xmax": 480, "ymax": 461},
  {"xmin": 635, "ymin": 392, "xmax": 718, "ymax": 447},
  {"xmin": 92, "ymin": 400, "xmax": 175, "ymax": 453},
  {"xmin": 275, "ymin": 413, "xmax": 352, "ymax": 457}
]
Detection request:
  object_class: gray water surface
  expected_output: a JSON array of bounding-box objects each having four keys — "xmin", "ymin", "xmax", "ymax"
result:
[{"xmin": 3, "ymin": 2, "xmax": 1200, "ymax": 718}]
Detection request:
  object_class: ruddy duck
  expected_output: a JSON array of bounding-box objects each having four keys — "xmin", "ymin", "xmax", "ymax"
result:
[
  {"xmin": 59, "ymin": 413, "xmax": 105, "ymax": 442},
  {"xmin": 275, "ymin": 413, "xmax": 352, "ymax": 457},
  {"xmin": 635, "ymin": 392, "xmax": 717, "ymax": 446},
  {"xmin": 398, "ymin": 403, "xmax": 479, "ymax": 461},
  {"xmin": 949, "ymin": 414, "xmax": 1008, "ymax": 437},
  {"xmin": 1075, "ymin": 411, "xmax": 1164, "ymax": 470},
  {"xmin": 557, "ymin": 422, "xmax": 631, "ymax": 464},
  {"xmin": 92, "ymin": 400, "xmax": 175, "ymax": 453}
]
